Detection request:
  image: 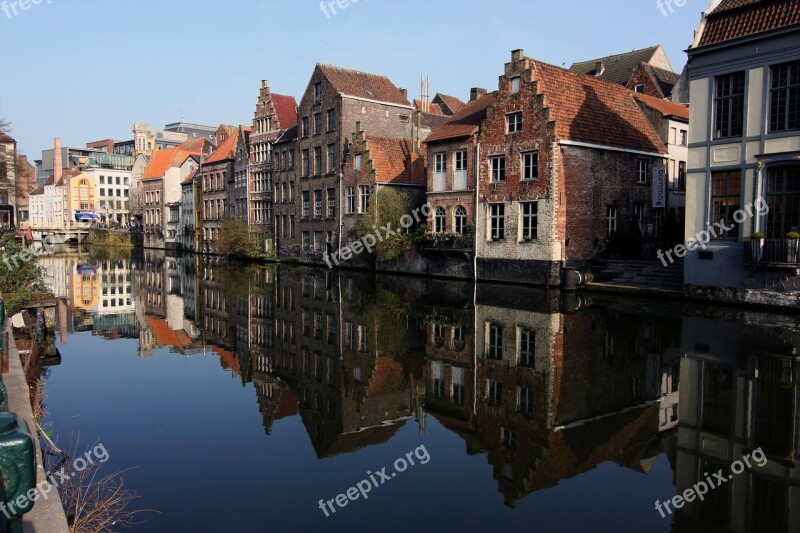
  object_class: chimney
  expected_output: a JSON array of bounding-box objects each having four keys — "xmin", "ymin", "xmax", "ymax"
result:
[
  {"xmin": 511, "ymin": 49, "xmax": 525, "ymax": 62},
  {"xmin": 470, "ymin": 87, "xmax": 488, "ymax": 102},
  {"xmin": 595, "ymin": 61, "xmax": 605, "ymax": 76},
  {"xmin": 399, "ymin": 88, "xmax": 408, "ymax": 100},
  {"xmin": 53, "ymin": 138, "xmax": 63, "ymax": 181},
  {"xmin": 420, "ymin": 75, "xmax": 430, "ymax": 113},
  {"xmin": 261, "ymin": 80, "xmax": 267, "ymax": 89}
]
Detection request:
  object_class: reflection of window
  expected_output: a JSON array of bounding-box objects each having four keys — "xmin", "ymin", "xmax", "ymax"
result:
[
  {"xmin": 501, "ymin": 427, "xmax": 516, "ymax": 449},
  {"xmin": 432, "ymin": 361, "xmax": 444, "ymax": 399},
  {"xmin": 486, "ymin": 322, "xmax": 503, "ymax": 359},
  {"xmin": 433, "ymin": 324, "xmax": 445, "ymax": 348},
  {"xmin": 453, "ymin": 325, "xmax": 465, "ymax": 352},
  {"xmin": 452, "ymin": 367, "xmax": 465, "ymax": 406},
  {"xmin": 518, "ymin": 328, "xmax": 534, "ymax": 367},
  {"xmin": 518, "ymin": 387, "xmax": 534, "ymax": 414},
  {"xmin": 488, "ymin": 380, "xmax": 502, "ymax": 406},
  {"xmin": 702, "ymin": 363, "xmax": 734, "ymax": 435},
  {"xmin": 345, "ymin": 322, "xmax": 355, "ymax": 350}
]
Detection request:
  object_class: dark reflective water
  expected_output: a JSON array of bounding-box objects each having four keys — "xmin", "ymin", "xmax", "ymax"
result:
[{"xmin": 37, "ymin": 249, "xmax": 800, "ymax": 532}]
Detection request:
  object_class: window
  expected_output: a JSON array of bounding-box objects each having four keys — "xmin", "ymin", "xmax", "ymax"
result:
[
  {"xmin": 314, "ymin": 82, "xmax": 323, "ymax": 104},
  {"xmin": 769, "ymin": 61, "xmax": 799, "ymax": 133},
  {"xmin": 302, "ymin": 191, "xmax": 311, "ymax": 218},
  {"xmin": 314, "ymin": 147, "xmax": 322, "ymax": 175},
  {"xmin": 327, "ymin": 144, "xmax": 336, "ymax": 173},
  {"xmin": 302, "ymin": 231, "xmax": 311, "ymax": 251},
  {"xmin": 302, "ymin": 117, "xmax": 310, "ymax": 138},
  {"xmin": 302, "ymin": 150, "xmax": 310, "ymax": 177},
  {"xmin": 359, "ymin": 185, "xmax": 370, "ymax": 213},
  {"xmin": 486, "ymin": 322, "xmax": 503, "ymax": 359},
  {"xmin": 327, "ymin": 188, "xmax": 336, "ymax": 218},
  {"xmin": 677, "ymin": 161, "xmax": 686, "ymax": 190},
  {"xmin": 511, "ymin": 77, "xmax": 521, "ymax": 94},
  {"xmin": 679, "ymin": 129, "xmax": 688, "ymax": 146},
  {"xmin": 634, "ymin": 84, "xmax": 645, "ymax": 94},
  {"xmin": 454, "ymin": 150, "xmax": 467, "ymax": 190},
  {"xmin": 637, "ymin": 159, "xmax": 649, "ymax": 184},
  {"xmin": 314, "ymin": 190, "xmax": 323, "ymax": 218},
  {"xmin": 327, "ymin": 108, "xmax": 336, "ymax": 131},
  {"xmin": 606, "ymin": 206, "xmax": 618, "ymax": 237},
  {"xmin": 518, "ymin": 387, "xmax": 534, "ymax": 414},
  {"xmin": 711, "ymin": 170, "xmax": 742, "ymax": 239},
  {"xmin": 520, "ymin": 202, "xmax": 538, "ymax": 241},
  {"xmin": 714, "ymin": 72, "xmax": 745, "ymax": 138},
  {"xmin": 633, "ymin": 203, "xmax": 645, "ymax": 224},
  {"xmin": 315, "ymin": 231, "xmax": 324, "ymax": 252},
  {"xmin": 434, "ymin": 153, "xmax": 446, "ymax": 192},
  {"xmin": 346, "ymin": 186, "xmax": 356, "ymax": 214},
  {"xmin": 507, "ymin": 112, "xmax": 522, "ymax": 134},
  {"xmin": 354, "ymin": 154, "xmax": 362, "ymax": 171},
  {"xmin": 490, "ymin": 155, "xmax": 506, "ymax": 182},
  {"xmin": 454, "ymin": 205, "xmax": 467, "ymax": 235},
  {"xmin": 764, "ymin": 165, "xmax": 799, "ymax": 239},
  {"xmin": 518, "ymin": 328, "xmax": 535, "ymax": 367},
  {"xmin": 490, "ymin": 203, "xmax": 505, "ymax": 240},
  {"xmin": 314, "ymin": 113, "xmax": 322, "ymax": 135},
  {"xmin": 522, "ymin": 151, "xmax": 538, "ymax": 180},
  {"xmin": 434, "ymin": 207, "xmax": 446, "ymax": 233}
]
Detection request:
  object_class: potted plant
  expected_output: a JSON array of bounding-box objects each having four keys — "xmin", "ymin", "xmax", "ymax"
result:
[
  {"xmin": 492, "ymin": 233, "xmax": 502, "ymax": 242},
  {"xmin": 751, "ymin": 231, "xmax": 765, "ymax": 262},
  {"xmin": 786, "ymin": 231, "xmax": 800, "ymax": 263}
]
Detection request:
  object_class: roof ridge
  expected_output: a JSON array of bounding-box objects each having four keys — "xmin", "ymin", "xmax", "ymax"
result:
[
  {"xmin": 573, "ymin": 45, "xmax": 662, "ymax": 64},
  {"xmin": 318, "ymin": 63, "xmax": 391, "ymax": 80}
]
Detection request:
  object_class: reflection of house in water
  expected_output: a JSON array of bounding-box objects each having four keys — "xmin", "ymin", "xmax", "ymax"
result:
[
  {"xmin": 424, "ymin": 284, "xmax": 683, "ymax": 507},
  {"xmin": 676, "ymin": 315, "xmax": 800, "ymax": 532}
]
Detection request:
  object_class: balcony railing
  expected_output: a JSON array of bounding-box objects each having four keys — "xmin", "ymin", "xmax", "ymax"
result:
[
  {"xmin": 424, "ymin": 234, "xmax": 474, "ymax": 252},
  {"xmin": 744, "ymin": 238, "xmax": 800, "ymax": 266}
]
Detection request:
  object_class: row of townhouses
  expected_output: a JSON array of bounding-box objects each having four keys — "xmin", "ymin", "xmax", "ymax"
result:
[{"xmin": 11, "ymin": 0, "xmax": 799, "ymax": 299}]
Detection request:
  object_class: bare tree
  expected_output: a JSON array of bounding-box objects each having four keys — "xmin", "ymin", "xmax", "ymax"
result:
[{"xmin": 0, "ymin": 116, "xmax": 10, "ymax": 134}]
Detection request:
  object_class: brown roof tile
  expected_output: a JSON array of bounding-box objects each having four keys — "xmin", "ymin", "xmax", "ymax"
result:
[
  {"xmin": 699, "ymin": 0, "xmax": 800, "ymax": 46},
  {"xmin": 205, "ymin": 127, "xmax": 241, "ymax": 164},
  {"xmin": 434, "ymin": 93, "xmax": 466, "ymax": 114},
  {"xmin": 424, "ymin": 92, "xmax": 497, "ymax": 143},
  {"xmin": 633, "ymin": 91, "xmax": 690, "ymax": 120},
  {"xmin": 570, "ymin": 46, "xmax": 665, "ymax": 85},
  {"xmin": 365, "ymin": 136, "xmax": 426, "ymax": 186},
  {"xmin": 272, "ymin": 93, "xmax": 298, "ymax": 129},
  {"xmin": 318, "ymin": 64, "xmax": 410, "ymax": 106}
]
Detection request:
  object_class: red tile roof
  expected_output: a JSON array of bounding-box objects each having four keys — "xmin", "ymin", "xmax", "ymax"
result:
[
  {"xmin": 143, "ymin": 149, "xmax": 179, "ymax": 180},
  {"xmin": 425, "ymin": 92, "xmax": 496, "ymax": 143},
  {"xmin": 531, "ymin": 59, "xmax": 667, "ymax": 154},
  {"xmin": 0, "ymin": 131, "xmax": 14, "ymax": 143},
  {"xmin": 318, "ymin": 64, "xmax": 411, "ymax": 106},
  {"xmin": 146, "ymin": 317, "xmax": 183, "ymax": 351},
  {"xmin": 272, "ymin": 93, "xmax": 298, "ymax": 128},
  {"xmin": 204, "ymin": 127, "xmax": 241, "ymax": 164},
  {"xmin": 434, "ymin": 93, "xmax": 466, "ymax": 114},
  {"xmin": 365, "ymin": 136, "xmax": 426, "ymax": 186},
  {"xmin": 633, "ymin": 92, "xmax": 690, "ymax": 120},
  {"xmin": 699, "ymin": 0, "xmax": 800, "ymax": 46},
  {"xmin": 414, "ymin": 99, "xmax": 445, "ymax": 115}
]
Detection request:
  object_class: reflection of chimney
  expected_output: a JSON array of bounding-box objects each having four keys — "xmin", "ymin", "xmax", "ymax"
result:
[
  {"xmin": 470, "ymin": 87, "xmax": 488, "ymax": 101},
  {"xmin": 58, "ymin": 299, "xmax": 68, "ymax": 344},
  {"xmin": 53, "ymin": 138, "xmax": 63, "ymax": 181}
]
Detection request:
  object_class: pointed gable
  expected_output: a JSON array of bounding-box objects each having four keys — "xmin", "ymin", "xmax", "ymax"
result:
[
  {"xmin": 425, "ymin": 92, "xmax": 497, "ymax": 143},
  {"xmin": 205, "ymin": 127, "xmax": 241, "ymax": 164},
  {"xmin": 698, "ymin": 0, "xmax": 800, "ymax": 46},
  {"xmin": 317, "ymin": 63, "xmax": 410, "ymax": 106}
]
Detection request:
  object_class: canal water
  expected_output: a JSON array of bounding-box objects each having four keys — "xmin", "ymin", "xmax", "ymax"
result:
[{"xmin": 36, "ymin": 249, "xmax": 800, "ymax": 532}]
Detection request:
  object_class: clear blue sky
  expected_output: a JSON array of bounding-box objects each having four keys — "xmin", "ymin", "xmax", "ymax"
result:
[{"xmin": 0, "ymin": 0, "xmax": 705, "ymax": 159}]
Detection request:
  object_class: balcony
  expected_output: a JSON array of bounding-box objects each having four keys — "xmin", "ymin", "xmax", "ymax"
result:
[
  {"xmin": 744, "ymin": 238, "xmax": 800, "ymax": 268},
  {"xmin": 424, "ymin": 234, "xmax": 474, "ymax": 253}
]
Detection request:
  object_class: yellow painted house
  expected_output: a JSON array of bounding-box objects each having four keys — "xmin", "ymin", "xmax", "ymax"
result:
[{"xmin": 64, "ymin": 172, "xmax": 97, "ymax": 224}]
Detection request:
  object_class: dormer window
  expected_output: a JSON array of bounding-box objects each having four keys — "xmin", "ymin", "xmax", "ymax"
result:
[{"xmin": 634, "ymin": 84, "xmax": 645, "ymax": 94}]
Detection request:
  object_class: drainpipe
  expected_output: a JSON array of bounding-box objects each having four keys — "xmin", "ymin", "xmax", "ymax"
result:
[{"xmin": 473, "ymin": 141, "xmax": 480, "ymax": 283}]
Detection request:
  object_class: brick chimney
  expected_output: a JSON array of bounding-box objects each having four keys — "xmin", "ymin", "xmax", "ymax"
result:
[
  {"xmin": 53, "ymin": 138, "xmax": 62, "ymax": 181},
  {"xmin": 399, "ymin": 88, "xmax": 408, "ymax": 100},
  {"xmin": 470, "ymin": 87, "xmax": 488, "ymax": 101},
  {"xmin": 511, "ymin": 49, "xmax": 525, "ymax": 62}
]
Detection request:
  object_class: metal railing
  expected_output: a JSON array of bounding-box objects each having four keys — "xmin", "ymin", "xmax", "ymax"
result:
[{"xmin": 744, "ymin": 238, "xmax": 800, "ymax": 265}]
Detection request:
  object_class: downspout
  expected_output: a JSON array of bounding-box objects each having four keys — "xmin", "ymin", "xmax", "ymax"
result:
[{"xmin": 473, "ymin": 141, "xmax": 480, "ymax": 284}]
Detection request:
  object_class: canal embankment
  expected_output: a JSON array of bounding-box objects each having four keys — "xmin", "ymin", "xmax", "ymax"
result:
[{"xmin": 2, "ymin": 313, "xmax": 70, "ymax": 532}]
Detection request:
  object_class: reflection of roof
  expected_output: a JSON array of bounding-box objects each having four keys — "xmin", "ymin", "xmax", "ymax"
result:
[
  {"xmin": 699, "ymin": 0, "xmax": 800, "ymax": 46},
  {"xmin": 214, "ymin": 346, "xmax": 241, "ymax": 374},
  {"xmin": 318, "ymin": 63, "xmax": 411, "ymax": 106},
  {"xmin": 274, "ymin": 389, "xmax": 299, "ymax": 420},
  {"xmin": 320, "ymin": 420, "xmax": 407, "ymax": 458},
  {"xmin": 146, "ymin": 316, "xmax": 182, "ymax": 350},
  {"xmin": 367, "ymin": 357, "xmax": 410, "ymax": 396},
  {"xmin": 633, "ymin": 92, "xmax": 690, "ymax": 120},
  {"xmin": 569, "ymin": 45, "xmax": 665, "ymax": 85}
]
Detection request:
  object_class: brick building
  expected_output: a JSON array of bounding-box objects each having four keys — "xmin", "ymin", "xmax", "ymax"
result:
[
  {"xmin": 471, "ymin": 50, "xmax": 667, "ymax": 285},
  {"xmin": 0, "ymin": 131, "xmax": 16, "ymax": 228},
  {"xmin": 249, "ymin": 81, "xmax": 297, "ymax": 233},
  {"xmin": 232, "ymin": 125, "xmax": 251, "ymax": 223},
  {"xmin": 287, "ymin": 63, "xmax": 415, "ymax": 263},
  {"xmin": 198, "ymin": 125, "xmax": 239, "ymax": 252},
  {"xmin": 273, "ymin": 125, "xmax": 298, "ymax": 256}
]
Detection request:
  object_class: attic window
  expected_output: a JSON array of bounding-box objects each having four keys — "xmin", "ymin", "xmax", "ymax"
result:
[
  {"xmin": 635, "ymin": 84, "xmax": 645, "ymax": 94},
  {"xmin": 511, "ymin": 77, "xmax": 521, "ymax": 95},
  {"xmin": 399, "ymin": 114, "xmax": 410, "ymax": 123},
  {"xmin": 314, "ymin": 82, "xmax": 323, "ymax": 104}
]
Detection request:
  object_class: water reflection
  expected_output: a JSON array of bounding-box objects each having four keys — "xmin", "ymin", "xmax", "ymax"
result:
[{"xmin": 38, "ymin": 249, "xmax": 800, "ymax": 531}]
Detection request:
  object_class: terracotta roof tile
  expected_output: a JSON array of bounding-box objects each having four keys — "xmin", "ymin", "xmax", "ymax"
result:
[
  {"xmin": 532, "ymin": 60, "xmax": 668, "ymax": 154},
  {"xmin": 699, "ymin": 0, "xmax": 800, "ymax": 46},
  {"xmin": 143, "ymin": 149, "xmax": 178, "ymax": 180},
  {"xmin": 633, "ymin": 92, "xmax": 690, "ymax": 120},
  {"xmin": 434, "ymin": 93, "xmax": 466, "ymax": 114},
  {"xmin": 205, "ymin": 127, "xmax": 241, "ymax": 164},
  {"xmin": 0, "ymin": 131, "xmax": 14, "ymax": 143},
  {"xmin": 414, "ymin": 99, "xmax": 445, "ymax": 115},
  {"xmin": 318, "ymin": 64, "xmax": 410, "ymax": 106},
  {"xmin": 364, "ymin": 135, "xmax": 425, "ymax": 186},
  {"xmin": 272, "ymin": 93, "xmax": 298, "ymax": 129},
  {"xmin": 425, "ymin": 92, "xmax": 497, "ymax": 143}
]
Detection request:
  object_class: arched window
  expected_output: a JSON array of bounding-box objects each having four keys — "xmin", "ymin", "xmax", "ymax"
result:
[
  {"xmin": 435, "ymin": 207, "xmax": 446, "ymax": 233},
  {"xmin": 454, "ymin": 205, "xmax": 467, "ymax": 234}
]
